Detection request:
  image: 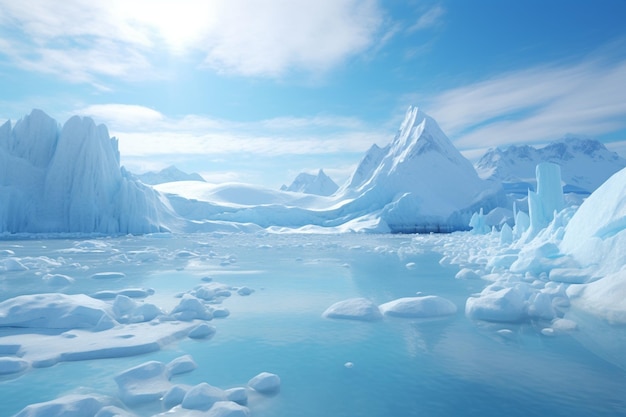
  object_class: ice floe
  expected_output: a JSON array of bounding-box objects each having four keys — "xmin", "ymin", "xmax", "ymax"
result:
[{"xmin": 322, "ymin": 298, "xmax": 382, "ymax": 321}]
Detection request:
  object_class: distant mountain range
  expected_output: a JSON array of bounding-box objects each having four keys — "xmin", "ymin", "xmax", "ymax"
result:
[
  {"xmin": 280, "ymin": 169, "xmax": 338, "ymax": 196},
  {"xmin": 2, "ymin": 107, "xmax": 625, "ymax": 234},
  {"xmin": 137, "ymin": 166, "xmax": 205, "ymax": 185},
  {"xmin": 475, "ymin": 136, "xmax": 626, "ymax": 194}
]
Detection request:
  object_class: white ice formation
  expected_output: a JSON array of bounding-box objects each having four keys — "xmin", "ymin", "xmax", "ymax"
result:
[
  {"xmin": 460, "ymin": 162, "xmax": 626, "ymax": 327},
  {"xmin": 0, "ymin": 110, "xmax": 173, "ymax": 234}
]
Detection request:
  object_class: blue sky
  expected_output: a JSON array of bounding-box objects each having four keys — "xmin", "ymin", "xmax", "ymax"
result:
[{"xmin": 1, "ymin": 0, "xmax": 626, "ymax": 188}]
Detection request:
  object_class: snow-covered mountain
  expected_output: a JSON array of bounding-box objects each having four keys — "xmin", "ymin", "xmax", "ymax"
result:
[
  {"xmin": 137, "ymin": 166, "xmax": 205, "ymax": 185},
  {"xmin": 0, "ymin": 110, "xmax": 173, "ymax": 234},
  {"xmin": 280, "ymin": 169, "xmax": 338, "ymax": 196},
  {"xmin": 475, "ymin": 136, "xmax": 626, "ymax": 193},
  {"xmin": 157, "ymin": 106, "xmax": 500, "ymax": 233},
  {"xmin": 337, "ymin": 106, "xmax": 498, "ymax": 232}
]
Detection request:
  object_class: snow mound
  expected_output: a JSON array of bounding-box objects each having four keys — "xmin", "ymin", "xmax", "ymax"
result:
[
  {"xmin": 322, "ymin": 298, "xmax": 382, "ymax": 321},
  {"xmin": 379, "ymin": 296, "xmax": 457, "ymax": 318}
]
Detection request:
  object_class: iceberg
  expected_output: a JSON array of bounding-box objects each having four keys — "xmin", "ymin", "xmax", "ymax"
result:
[{"xmin": 0, "ymin": 110, "xmax": 174, "ymax": 234}]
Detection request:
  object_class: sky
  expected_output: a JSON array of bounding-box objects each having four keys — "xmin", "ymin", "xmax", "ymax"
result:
[{"xmin": 1, "ymin": 0, "xmax": 626, "ymax": 188}]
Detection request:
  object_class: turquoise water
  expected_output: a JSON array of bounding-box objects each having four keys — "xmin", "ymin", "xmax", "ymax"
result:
[{"xmin": 1, "ymin": 234, "xmax": 625, "ymax": 416}]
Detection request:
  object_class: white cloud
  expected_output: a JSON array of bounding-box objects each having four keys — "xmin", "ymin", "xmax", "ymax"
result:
[
  {"xmin": 424, "ymin": 56, "xmax": 626, "ymax": 150},
  {"xmin": 75, "ymin": 103, "xmax": 387, "ymax": 158},
  {"xmin": 0, "ymin": 0, "xmax": 385, "ymax": 82},
  {"xmin": 200, "ymin": 0, "xmax": 384, "ymax": 77}
]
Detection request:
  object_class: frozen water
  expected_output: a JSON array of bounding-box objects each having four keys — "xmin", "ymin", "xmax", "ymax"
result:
[{"xmin": 1, "ymin": 232, "xmax": 625, "ymax": 417}]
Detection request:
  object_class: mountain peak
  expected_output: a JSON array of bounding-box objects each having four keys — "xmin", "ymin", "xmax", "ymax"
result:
[
  {"xmin": 137, "ymin": 165, "xmax": 205, "ymax": 185},
  {"xmin": 476, "ymin": 136, "xmax": 626, "ymax": 192},
  {"xmin": 281, "ymin": 169, "xmax": 338, "ymax": 196}
]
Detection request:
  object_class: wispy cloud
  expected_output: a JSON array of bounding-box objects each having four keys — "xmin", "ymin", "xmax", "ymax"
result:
[
  {"xmin": 76, "ymin": 103, "xmax": 387, "ymax": 158},
  {"xmin": 0, "ymin": 0, "xmax": 386, "ymax": 83},
  {"xmin": 424, "ymin": 53, "xmax": 626, "ymax": 150},
  {"xmin": 408, "ymin": 5, "xmax": 445, "ymax": 32}
]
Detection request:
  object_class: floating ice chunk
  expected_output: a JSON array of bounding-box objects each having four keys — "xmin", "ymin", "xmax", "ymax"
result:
[
  {"xmin": 42, "ymin": 273, "xmax": 74, "ymax": 286},
  {"xmin": 551, "ymin": 318, "xmax": 578, "ymax": 332},
  {"xmin": 465, "ymin": 287, "xmax": 527, "ymax": 322},
  {"xmin": 115, "ymin": 360, "xmax": 170, "ymax": 405},
  {"xmin": 163, "ymin": 385, "xmax": 188, "ymax": 410},
  {"xmin": 0, "ymin": 293, "xmax": 114, "ymax": 330},
  {"xmin": 248, "ymin": 372, "xmax": 281, "ymax": 394},
  {"xmin": 205, "ymin": 401, "xmax": 250, "ymax": 417},
  {"xmin": 379, "ymin": 296, "xmax": 457, "ymax": 318},
  {"xmin": 167, "ymin": 355, "xmax": 197, "ymax": 377},
  {"xmin": 322, "ymin": 298, "xmax": 382, "ymax": 321},
  {"xmin": 91, "ymin": 288, "xmax": 155, "ymax": 299},
  {"xmin": 405, "ymin": 262, "xmax": 416, "ymax": 270},
  {"xmin": 496, "ymin": 329, "xmax": 515, "ymax": 339},
  {"xmin": 171, "ymin": 295, "xmax": 213, "ymax": 321},
  {"xmin": 237, "ymin": 286, "xmax": 254, "ymax": 296},
  {"xmin": 344, "ymin": 362, "xmax": 354, "ymax": 368},
  {"xmin": 212, "ymin": 307, "xmax": 230, "ymax": 318},
  {"xmin": 14, "ymin": 394, "xmax": 111, "ymax": 417},
  {"xmin": 95, "ymin": 405, "xmax": 136, "ymax": 417},
  {"xmin": 0, "ymin": 357, "xmax": 29, "ymax": 375},
  {"xmin": 193, "ymin": 283, "xmax": 232, "ymax": 301},
  {"xmin": 1, "ymin": 257, "xmax": 28, "ymax": 271},
  {"xmin": 188, "ymin": 323, "xmax": 217, "ymax": 339},
  {"xmin": 224, "ymin": 387, "xmax": 248, "ymax": 405},
  {"xmin": 112, "ymin": 295, "xmax": 162, "ymax": 323},
  {"xmin": 91, "ymin": 272, "xmax": 126, "ymax": 280},
  {"xmin": 455, "ymin": 268, "xmax": 480, "ymax": 280},
  {"xmin": 181, "ymin": 382, "xmax": 226, "ymax": 411}
]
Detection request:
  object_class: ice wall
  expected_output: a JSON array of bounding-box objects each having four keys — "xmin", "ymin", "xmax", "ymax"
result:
[{"xmin": 0, "ymin": 110, "xmax": 173, "ymax": 234}]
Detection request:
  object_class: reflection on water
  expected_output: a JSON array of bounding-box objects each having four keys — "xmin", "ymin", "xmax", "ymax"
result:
[{"xmin": 1, "ymin": 234, "xmax": 625, "ymax": 416}]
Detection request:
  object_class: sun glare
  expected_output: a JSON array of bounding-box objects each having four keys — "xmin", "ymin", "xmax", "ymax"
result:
[{"xmin": 113, "ymin": 0, "xmax": 215, "ymax": 53}]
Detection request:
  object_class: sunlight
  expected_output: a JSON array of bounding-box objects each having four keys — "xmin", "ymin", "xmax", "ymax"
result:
[{"xmin": 113, "ymin": 0, "xmax": 215, "ymax": 53}]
